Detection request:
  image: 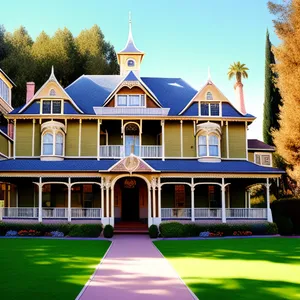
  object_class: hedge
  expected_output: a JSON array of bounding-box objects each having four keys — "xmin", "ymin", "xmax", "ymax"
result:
[
  {"xmin": 159, "ymin": 221, "xmax": 278, "ymax": 238},
  {"xmin": 0, "ymin": 223, "xmax": 103, "ymax": 237},
  {"xmin": 271, "ymin": 198, "xmax": 300, "ymax": 235},
  {"xmin": 148, "ymin": 224, "xmax": 159, "ymax": 238},
  {"xmin": 103, "ymin": 225, "xmax": 114, "ymax": 238}
]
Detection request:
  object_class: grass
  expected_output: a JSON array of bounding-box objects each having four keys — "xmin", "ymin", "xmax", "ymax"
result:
[
  {"xmin": 154, "ymin": 238, "xmax": 300, "ymax": 300},
  {"xmin": 0, "ymin": 238, "xmax": 111, "ymax": 300}
]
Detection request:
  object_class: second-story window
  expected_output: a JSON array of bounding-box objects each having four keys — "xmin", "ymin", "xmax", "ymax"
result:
[
  {"xmin": 200, "ymin": 102, "xmax": 220, "ymax": 116},
  {"xmin": 42, "ymin": 131, "xmax": 64, "ymax": 156},
  {"xmin": 42, "ymin": 100, "xmax": 62, "ymax": 114},
  {"xmin": 198, "ymin": 134, "xmax": 220, "ymax": 157},
  {"xmin": 0, "ymin": 79, "xmax": 9, "ymax": 104},
  {"xmin": 116, "ymin": 95, "xmax": 145, "ymax": 107},
  {"xmin": 254, "ymin": 153, "xmax": 272, "ymax": 167}
]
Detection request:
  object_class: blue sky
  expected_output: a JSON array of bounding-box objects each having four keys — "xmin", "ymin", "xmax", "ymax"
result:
[{"xmin": 1, "ymin": 0, "xmax": 280, "ymax": 139}]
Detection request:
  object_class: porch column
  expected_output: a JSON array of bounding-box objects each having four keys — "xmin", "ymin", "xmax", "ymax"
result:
[
  {"xmin": 157, "ymin": 178, "xmax": 161, "ymax": 218},
  {"xmin": 38, "ymin": 177, "xmax": 42, "ymax": 222},
  {"xmin": 266, "ymin": 178, "xmax": 273, "ymax": 222},
  {"xmin": 97, "ymin": 120, "xmax": 101, "ymax": 160},
  {"xmin": 101, "ymin": 177, "xmax": 104, "ymax": 218},
  {"xmin": 191, "ymin": 178, "xmax": 195, "ymax": 222},
  {"xmin": 151, "ymin": 178, "xmax": 156, "ymax": 219},
  {"xmin": 67, "ymin": 178, "xmax": 71, "ymax": 222},
  {"xmin": 221, "ymin": 178, "xmax": 226, "ymax": 223},
  {"xmin": 111, "ymin": 183, "xmax": 114, "ymax": 227},
  {"xmin": 161, "ymin": 120, "xmax": 165, "ymax": 161},
  {"xmin": 148, "ymin": 185, "xmax": 152, "ymax": 227}
]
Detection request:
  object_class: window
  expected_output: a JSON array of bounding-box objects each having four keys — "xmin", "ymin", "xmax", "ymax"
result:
[
  {"xmin": 0, "ymin": 79, "xmax": 9, "ymax": 103},
  {"xmin": 49, "ymin": 89, "xmax": 56, "ymax": 96},
  {"xmin": 42, "ymin": 100, "xmax": 62, "ymax": 114},
  {"xmin": 116, "ymin": 95, "xmax": 145, "ymax": 107},
  {"xmin": 255, "ymin": 153, "xmax": 272, "ymax": 167},
  {"xmin": 200, "ymin": 102, "xmax": 220, "ymax": 116},
  {"xmin": 127, "ymin": 59, "xmax": 135, "ymax": 67},
  {"xmin": 175, "ymin": 185, "xmax": 185, "ymax": 208},
  {"xmin": 198, "ymin": 134, "xmax": 220, "ymax": 157},
  {"xmin": 42, "ymin": 131, "xmax": 64, "ymax": 156},
  {"xmin": 206, "ymin": 92, "xmax": 213, "ymax": 100}
]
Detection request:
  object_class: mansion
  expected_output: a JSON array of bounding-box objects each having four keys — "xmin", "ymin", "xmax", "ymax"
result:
[{"xmin": 0, "ymin": 21, "xmax": 283, "ymax": 227}]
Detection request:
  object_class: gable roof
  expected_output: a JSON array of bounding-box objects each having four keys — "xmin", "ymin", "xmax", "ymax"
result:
[
  {"xmin": 248, "ymin": 139, "xmax": 275, "ymax": 151},
  {"xmin": 0, "ymin": 68, "xmax": 16, "ymax": 87}
]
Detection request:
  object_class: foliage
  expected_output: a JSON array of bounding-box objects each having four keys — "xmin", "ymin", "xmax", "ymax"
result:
[
  {"xmin": 0, "ymin": 239, "xmax": 110, "ymax": 299},
  {"xmin": 271, "ymin": 198, "xmax": 300, "ymax": 235},
  {"xmin": 268, "ymin": 1, "xmax": 300, "ymax": 183},
  {"xmin": 0, "ymin": 223, "xmax": 102, "ymax": 237},
  {"xmin": 103, "ymin": 224, "xmax": 114, "ymax": 238},
  {"xmin": 148, "ymin": 224, "xmax": 159, "ymax": 238},
  {"xmin": 5, "ymin": 230, "xmax": 17, "ymax": 236},
  {"xmin": 209, "ymin": 231, "xmax": 224, "ymax": 237},
  {"xmin": 0, "ymin": 24, "xmax": 119, "ymax": 107},
  {"xmin": 263, "ymin": 30, "xmax": 282, "ymax": 146},
  {"xmin": 159, "ymin": 221, "xmax": 278, "ymax": 238},
  {"xmin": 50, "ymin": 231, "xmax": 64, "ymax": 238},
  {"xmin": 227, "ymin": 61, "xmax": 249, "ymax": 83},
  {"xmin": 233, "ymin": 231, "xmax": 252, "ymax": 236}
]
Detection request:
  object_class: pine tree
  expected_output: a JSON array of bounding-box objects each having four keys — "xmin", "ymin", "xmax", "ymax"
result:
[
  {"xmin": 268, "ymin": 0, "xmax": 300, "ymax": 182},
  {"xmin": 0, "ymin": 25, "xmax": 7, "ymax": 61},
  {"xmin": 263, "ymin": 30, "xmax": 282, "ymax": 146}
]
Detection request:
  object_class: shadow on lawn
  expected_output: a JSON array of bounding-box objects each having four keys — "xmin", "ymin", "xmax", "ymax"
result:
[
  {"xmin": 155, "ymin": 238, "xmax": 300, "ymax": 265},
  {"xmin": 187, "ymin": 277, "xmax": 300, "ymax": 300},
  {"xmin": 0, "ymin": 239, "xmax": 110, "ymax": 300}
]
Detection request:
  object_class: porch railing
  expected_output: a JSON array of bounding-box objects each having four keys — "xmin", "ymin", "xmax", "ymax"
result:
[
  {"xmin": 71, "ymin": 208, "xmax": 101, "ymax": 218},
  {"xmin": 1, "ymin": 207, "xmax": 38, "ymax": 218},
  {"xmin": 194, "ymin": 208, "xmax": 222, "ymax": 218},
  {"xmin": 99, "ymin": 145, "xmax": 162, "ymax": 158},
  {"xmin": 42, "ymin": 208, "xmax": 67, "ymax": 218},
  {"xmin": 161, "ymin": 208, "xmax": 191, "ymax": 219},
  {"xmin": 226, "ymin": 208, "xmax": 267, "ymax": 219}
]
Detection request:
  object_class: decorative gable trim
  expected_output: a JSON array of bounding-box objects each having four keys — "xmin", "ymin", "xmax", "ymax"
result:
[
  {"xmin": 19, "ymin": 67, "xmax": 83, "ymax": 114},
  {"xmin": 108, "ymin": 154, "xmax": 157, "ymax": 173},
  {"xmin": 103, "ymin": 71, "xmax": 161, "ymax": 108}
]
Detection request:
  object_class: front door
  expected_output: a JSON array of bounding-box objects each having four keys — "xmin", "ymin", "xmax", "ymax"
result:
[{"xmin": 122, "ymin": 185, "xmax": 139, "ymax": 221}]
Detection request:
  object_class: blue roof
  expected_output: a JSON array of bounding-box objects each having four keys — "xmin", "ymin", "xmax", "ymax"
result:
[
  {"xmin": 0, "ymin": 125, "xmax": 7, "ymax": 134},
  {"xmin": 222, "ymin": 103, "xmax": 254, "ymax": 118},
  {"xmin": 124, "ymin": 71, "xmax": 139, "ymax": 81},
  {"xmin": 0, "ymin": 159, "xmax": 284, "ymax": 174}
]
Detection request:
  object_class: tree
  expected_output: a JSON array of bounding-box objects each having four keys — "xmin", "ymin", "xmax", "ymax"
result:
[
  {"xmin": 263, "ymin": 30, "xmax": 282, "ymax": 145},
  {"xmin": 227, "ymin": 61, "xmax": 249, "ymax": 83},
  {"xmin": 268, "ymin": 0, "xmax": 300, "ymax": 182},
  {"xmin": 0, "ymin": 25, "xmax": 7, "ymax": 61}
]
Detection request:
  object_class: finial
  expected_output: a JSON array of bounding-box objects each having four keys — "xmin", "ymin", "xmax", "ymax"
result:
[
  {"xmin": 51, "ymin": 65, "xmax": 54, "ymax": 76},
  {"xmin": 129, "ymin": 11, "xmax": 132, "ymax": 24},
  {"xmin": 208, "ymin": 66, "xmax": 211, "ymax": 81}
]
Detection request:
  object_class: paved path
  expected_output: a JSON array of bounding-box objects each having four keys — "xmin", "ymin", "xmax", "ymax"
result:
[{"xmin": 78, "ymin": 234, "xmax": 195, "ymax": 300}]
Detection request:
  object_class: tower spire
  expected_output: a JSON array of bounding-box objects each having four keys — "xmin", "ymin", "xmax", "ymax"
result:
[{"xmin": 208, "ymin": 66, "xmax": 211, "ymax": 81}]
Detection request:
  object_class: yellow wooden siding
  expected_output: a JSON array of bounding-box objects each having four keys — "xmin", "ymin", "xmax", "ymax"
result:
[
  {"xmin": 228, "ymin": 122, "xmax": 246, "ymax": 158},
  {"xmin": 183, "ymin": 122, "xmax": 195, "ymax": 157},
  {"xmin": 165, "ymin": 121, "xmax": 180, "ymax": 157},
  {"xmin": 0, "ymin": 134, "xmax": 8, "ymax": 156},
  {"xmin": 81, "ymin": 121, "xmax": 97, "ymax": 156},
  {"xmin": 34, "ymin": 123, "xmax": 41, "ymax": 156},
  {"xmin": 221, "ymin": 125, "xmax": 227, "ymax": 158},
  {"xmin": 248, "ymin": 151, "xmax": 254, "ymax": 162},
  {"xmin": 66, "ymin": 121, "xmax": 79, "ymax": 156},
  {"xmin": 15, "ymin": 121, "xmax": 32, "ymax": 156}
]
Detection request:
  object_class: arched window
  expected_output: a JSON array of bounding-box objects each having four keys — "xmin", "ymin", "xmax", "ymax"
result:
[
  {"xmin": 43, "ymin": 133, "xmax": 53, "ymax": 155},
  {"xmin": 198, "ymin": 134, "xmax": 219, "ymax": 157},
  {"xmin": 127, "ymin": 59, "xmax": 135, "ymax": 67},
  {"xmin": 55, "ymin": 133, "xmax": 63, "ymax": 155},
  {"xmin": 124, "ymin": 122, "xmax": 140, "ymax": 156},
  {"xmin": 49, "ymin": 89, "xmax": 56, "ymax": 96},
  {"xmin": 206, "ymin": 92, "xmax": 213, "ymax": 100}
]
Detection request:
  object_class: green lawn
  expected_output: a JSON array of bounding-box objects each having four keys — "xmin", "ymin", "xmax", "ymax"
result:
[
  {"xmin": 0, "ymin": 238, "xmax": 111, "ymax": 300},
  {"xmin": 154, "ymin": 238, "xmax": 300, "ymax": 300}
]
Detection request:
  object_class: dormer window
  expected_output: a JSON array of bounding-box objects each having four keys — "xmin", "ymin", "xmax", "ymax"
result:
[
  {"xmin": 116, "ymin": 95, "xmax": 145, "ymax": 107},
  {"xmin": 206, "ymin": 92, "xmax": 213, "ymax": 100},
  {"xmin": 200, "ymin": 102, "xmax": 220, "ymax": 116},
  {"xmin": 198, "ymin": 134, "xmax": 219, "ymax": 157},
  {"xmin": 127, "ymin": 59, "xmax": 135, "ymax": 67},
  {"xmin": 49, "ymin": 89, "xmax": 56, "ymax": 96},
  {"xmin": 0, "ymin": 79, "xmax": 9, "ymax": 103},
  {"xmin": 41, "ymin": 100, "xmax": 63, "ymax": 114}
]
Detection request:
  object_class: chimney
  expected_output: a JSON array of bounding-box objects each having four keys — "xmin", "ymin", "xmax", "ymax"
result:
[
  {"xmin": 234, "ymin": 82, "xmax": 247, "ymax": 115},
  {"xmin": 26, "ymin": 82, "xmax": 35, "ymax": 103}
]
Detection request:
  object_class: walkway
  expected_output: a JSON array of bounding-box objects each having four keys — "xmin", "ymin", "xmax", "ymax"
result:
[{"xmin": 78, "ymin": 234, "xmax": 195, "ymax": 300}]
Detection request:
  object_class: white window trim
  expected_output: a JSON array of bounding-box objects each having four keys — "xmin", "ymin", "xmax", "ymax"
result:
[
  {"xmin": 197, "ymin": 133, "xmax": 221, "ymax": 158},
  {"xmin": 41, "ymin": 129, "xmax": 65, "ymax": 158},
  {"xmin": 254, "ymin": 152, "xmax": 272, "ymax": 167},
  {"xmin": 206, "ymin": 92, "xmax": 213, "ymax": 100},
  {"xmin": 40, "ymin": 99, "xmax": 64, "ymax": 114},
  {"xmin": 115, "ymin": 94, "xmax": 146, "ymax": 108},
  {"xmin": 199, "ymin": 101, "xmax": 221, "ymax": 117}
]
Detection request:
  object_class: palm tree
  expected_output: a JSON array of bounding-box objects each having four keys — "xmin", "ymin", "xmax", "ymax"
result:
[
  {"xmin": 228, "ymin": 61, "xmax": 249, "ymax": 84},
  {"xmin": 228, "ymin": 62, "xmax": 249, "ymax": 115}
]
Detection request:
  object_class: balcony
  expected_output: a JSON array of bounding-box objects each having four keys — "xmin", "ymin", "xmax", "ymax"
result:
[{"xmin": 99, "ymin": 145, "xmax": 162, "ymax": 158}]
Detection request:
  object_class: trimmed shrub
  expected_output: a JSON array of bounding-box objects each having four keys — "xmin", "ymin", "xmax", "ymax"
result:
[
  {"xmin": 271, "ymin": 198, "xmax": 300, "ymax": 235},
  {"xmin": 159, "ymin": 222, "xmax": 185, "ymax": 237},
  {"xmin": 68, "ymin": 224, "xmax": 103, "ymax": 237},
  {"xmin": 159, "ymin": 221, "xmax": 278, "ymax": 238},
  {"xmin": 149, "ymin": 225, "xmax": 159, "ymax": 238},
  {"xmin": 103, "ymin": 225, "xmax": 114, "ymax": 238}
]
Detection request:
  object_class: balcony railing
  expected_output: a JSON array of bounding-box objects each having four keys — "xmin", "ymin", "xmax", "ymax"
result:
[
  {"xmin": 71, "ymin": 208, "xmax": 101, "ymax": 218},
  {"xmin": 42, "ymin": 208, "xmax": 67, "ymax": 218},
  {"xmin": 94, "ymin": 107, "xmax": 170, "ymax": 116},
  {"xmin": 1, "ymin": 207, "xmax": 38, "ymax": 218},
  {"xmin": 194, "ymin": 208, "xmax": 222, "ymax": 218},
  {"xmin": 161, "ymin": 208, "xmax": 191, "ymax": 219},
  {"xmin": 99, "ymin": 145, "xmax": 162, "ymax": 158},
  {"xmin": 226, "ymin": 208, "xmax": 267, "ymax": 219}
]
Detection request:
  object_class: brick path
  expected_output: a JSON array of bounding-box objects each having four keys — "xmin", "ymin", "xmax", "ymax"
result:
[{"xmin": 78, "ymin": 234, "xmax": 195, "ymax": 300}]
